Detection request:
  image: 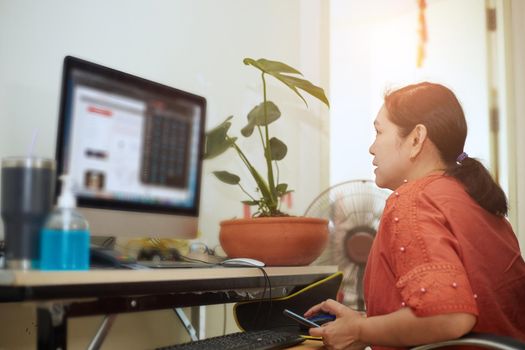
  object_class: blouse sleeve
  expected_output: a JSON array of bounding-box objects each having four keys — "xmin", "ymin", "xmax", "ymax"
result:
[{"xmin": 389, "ymin": 187, "xmax": 479, "ymax": 317}]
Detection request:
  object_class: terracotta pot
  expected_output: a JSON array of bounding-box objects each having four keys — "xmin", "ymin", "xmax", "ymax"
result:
[{"xmin": 219, "ymin": 217, "xmax": 328, "ymax": 266}]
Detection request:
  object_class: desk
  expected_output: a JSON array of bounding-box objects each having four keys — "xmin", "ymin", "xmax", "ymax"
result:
[
  {"xmin": 292, "ymin": 340, "xmax": 324, "ymax": 349},
  {"xmin": 0, "ymin": 266, "xmax": 337, "ymax": 349}
]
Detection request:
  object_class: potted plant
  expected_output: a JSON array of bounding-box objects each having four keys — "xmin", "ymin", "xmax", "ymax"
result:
[{"xmin": 204, "ymin": 58, "xmax": 330, "ymax": 266}]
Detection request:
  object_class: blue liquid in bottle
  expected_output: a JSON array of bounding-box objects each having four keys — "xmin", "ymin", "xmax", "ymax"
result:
[
  {"xmin": 40, "ymin": 228, "xmax": 89, "ymax": 270},
  {"xmin": 39, "ymin": 175, "xmax": 90, "ymax": 270}
]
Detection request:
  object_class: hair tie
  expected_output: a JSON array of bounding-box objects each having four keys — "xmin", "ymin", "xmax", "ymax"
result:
[{"xmin": 456, "ymin": 152, "xmax": 468, "ymax": 164}]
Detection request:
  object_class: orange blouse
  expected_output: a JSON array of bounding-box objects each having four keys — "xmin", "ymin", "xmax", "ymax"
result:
[{"xmin": 364, "ymin": 174, "xmax": 525, "ymax": 349}]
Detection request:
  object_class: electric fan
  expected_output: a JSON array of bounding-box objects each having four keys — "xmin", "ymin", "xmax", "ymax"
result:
[{"xmin": 304, "ymin": 179, "xmax": 390, "ymax": 311}]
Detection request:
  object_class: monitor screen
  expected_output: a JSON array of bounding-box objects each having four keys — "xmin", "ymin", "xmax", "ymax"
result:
[{"xmin": 55, "ymin": 56, "xmax": 206, "ymax": 238}]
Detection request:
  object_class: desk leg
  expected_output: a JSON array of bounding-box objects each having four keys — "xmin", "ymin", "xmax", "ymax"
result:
[
  {"xmin": 37, "ymin": 304, "xmax": 67, "ymax": 350},
  {"xmin": 87, "ymin": 314, "xmax": 116, "ymax": 350},
  {"xmin": 192, "ymin": 306, "xmax": 205, "ymax": 339},
  {"xmin": 174, "ymin": 308, "xmax": 198, "ymax": 341}
]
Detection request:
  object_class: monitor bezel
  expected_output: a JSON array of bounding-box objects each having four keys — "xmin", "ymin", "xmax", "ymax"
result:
[{"xmin": 55, "ymin": 55, "xmax": 206, "ymax": 219}]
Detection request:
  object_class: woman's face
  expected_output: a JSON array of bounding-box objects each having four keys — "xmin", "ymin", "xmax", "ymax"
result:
[{"xmin": 369, "ymin": 105, "xmax": 412, "ymax": 190}]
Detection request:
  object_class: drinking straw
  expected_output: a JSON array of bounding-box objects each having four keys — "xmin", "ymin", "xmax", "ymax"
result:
[{"xmin": 27, "ymin": 129, "xmax": 39, "ymax": 158}]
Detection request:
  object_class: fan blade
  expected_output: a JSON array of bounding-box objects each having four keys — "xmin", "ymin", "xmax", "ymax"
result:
[{"xmin": 305, "ymin": 180, "xmax": 390, "ymax": 309}]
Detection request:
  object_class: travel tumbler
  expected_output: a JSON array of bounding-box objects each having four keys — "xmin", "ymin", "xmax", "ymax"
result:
[{"xmin": 1, "ymin": 157, "xmax": 55, "ymax": 269}]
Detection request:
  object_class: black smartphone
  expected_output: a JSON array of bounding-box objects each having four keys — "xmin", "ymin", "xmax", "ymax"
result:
[{"xmin": 283, "ymin": 309, "xmax": 320, "ymax": 328}]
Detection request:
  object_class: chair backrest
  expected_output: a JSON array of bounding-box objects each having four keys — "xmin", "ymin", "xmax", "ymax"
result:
[
  {"xmin": 234, "ymin": 272, "xmax": 343, "ymax": 333},
  {"xmin": 411, "ymin": 333, "xmax": 525, "ymax": 350}
]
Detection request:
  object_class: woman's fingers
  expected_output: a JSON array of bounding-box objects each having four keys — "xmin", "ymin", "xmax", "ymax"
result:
[
  {"xmin": 304, "ymin": 298, "xmax": 342, "ymax": 317},
  {"xmin": 323, "ymin": 299, "xmax": 347, "ymax": 317},
  {"xmin": 309, "ymin": 325, "xmax": 325, "ymax": 337},
  {"xmin": 304, "ymin": 303, "xmax": 323, "ymax": 317}
]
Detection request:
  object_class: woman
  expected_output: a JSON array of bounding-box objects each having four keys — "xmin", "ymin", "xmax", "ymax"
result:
[{"xmin": 306, "ymin": 82, "xmax": 525, "ymax": 349}]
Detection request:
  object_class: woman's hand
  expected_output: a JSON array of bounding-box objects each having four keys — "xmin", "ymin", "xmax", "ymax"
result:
[
  {"xmin": 306, "ymin": 301, "xmax": 476, "ymax": 349},
  {"xmin": 305, "ymin": 299, "xmax": 368, "ymax": 350}
]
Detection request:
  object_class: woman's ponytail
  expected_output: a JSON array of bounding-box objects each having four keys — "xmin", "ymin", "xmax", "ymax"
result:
[
  {"xmin": 446, "ymin": 156, "xmax": 508, "ymax": 216},
  {"xmin": 385, "ymin": 82, "xmax": 509, "ymax": 217}
]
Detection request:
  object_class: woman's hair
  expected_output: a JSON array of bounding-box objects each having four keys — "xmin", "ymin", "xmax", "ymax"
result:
[{"xmin": 384, "ymin": 82, "xmax": 508, "ymax": 216}]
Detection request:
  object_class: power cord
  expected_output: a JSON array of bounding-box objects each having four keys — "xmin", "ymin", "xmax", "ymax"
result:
[
  {"xmin": 135, "ymin": 249, "xmax": 273, "ymax": 333},
  {"xmin": 223, "ymin": 304, "xmax": 227, "ymax": 335},
  {"xmin": 257, "ymin": 266, "xmax": 272, "ymax": 329},
  {"xmin": 176, "ymin": 253, "xmax": 273, "ymax": 331},
  {"xmin": 101, "ymin": 236, "xmax": 116, "ymax": 248},
  {"xmin": 177, "ymin": 254, "xmax": 218, "ymax": 265}
]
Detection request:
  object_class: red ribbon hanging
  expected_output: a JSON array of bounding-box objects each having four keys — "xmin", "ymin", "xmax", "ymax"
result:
[{"xmin": 417, "ymin": 0, "xmax": 427, "ymax": 68}]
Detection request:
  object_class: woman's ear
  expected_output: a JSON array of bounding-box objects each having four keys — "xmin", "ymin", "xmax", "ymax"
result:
[{"xmin": 409, "ymin": 124, "xmax": 428, "ymax": 159}]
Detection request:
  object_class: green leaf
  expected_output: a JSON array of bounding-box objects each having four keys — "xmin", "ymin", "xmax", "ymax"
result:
[
  {"xmin": 241, "ymin": 101, "xmax": 281, "ymax": 137},
  {"xmin": 241, "ymin": 200, "xmax": 259, "ymax": 206},
  {"xmin": 244, "ymin": 57, "xmax": 330, "ymax": 108},
  {"xmin": 212, "ymin": 171, "xmax": 240, "ymax": 185},
  {"xmin": 269, "ymin": 137, "xmax": 287, "ymax": 161},
  {"xmin": 276, "ymin": 183, "xmax": 288, "ymax": 196},
  {"xmin": 244, "ymin": 58, "xmax": 302, "ymax": 75},
  {"xmin": 279, "ymin": 75, "xmax": 330, "ymax": 107},
  {"xmin": 273, "ymin": 73, "xmax": 330, "ymax": 107},
  {"xmin": 250, "ymin": 101, "xmax": 281, "ymax": 125},
  {"xmin": 204, "ymin": 116, "xmax": 236, "ymax": 159}
]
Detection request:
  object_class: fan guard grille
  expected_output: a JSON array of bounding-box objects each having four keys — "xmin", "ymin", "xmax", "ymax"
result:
[{"xmin": 304, "ymin": 179, "xmax": 390, "ymax": 310}]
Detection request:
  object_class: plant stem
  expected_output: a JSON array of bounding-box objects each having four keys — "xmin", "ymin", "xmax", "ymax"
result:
[
  {"xmin": 229, "ymin": 138, "xmax": 275, "ymax": 208},
  {"xmin": 261, "ymin": 73, "xmax": 277, "ymax": 208},
  {"xmin": 237, "ymin": 183, "xmax": 257, "ymax": 202},
  {"xmin": 275, "ymin": 160, "xmax": 281, "ymax": 211},
  {"xmin": 274, "ymin": 160, "xmax": 280, "ymax": 188},
  {"xmin": 256, "ymin": 125, "xmax": 265, "ymax": 148},
  {"xmin": 227, "ymin": 136, "xmax": 251, "ymax": 169}
]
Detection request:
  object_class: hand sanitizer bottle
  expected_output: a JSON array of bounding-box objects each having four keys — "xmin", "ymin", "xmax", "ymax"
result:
[{"xmin": 39, "ymin": 174, "xmax": 90, "ymax": 270}]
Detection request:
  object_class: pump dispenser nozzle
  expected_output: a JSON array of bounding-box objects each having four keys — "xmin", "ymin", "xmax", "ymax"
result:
[{"xmin": 57, "ymin": 174, "xmax": 76, "ymax": 209}]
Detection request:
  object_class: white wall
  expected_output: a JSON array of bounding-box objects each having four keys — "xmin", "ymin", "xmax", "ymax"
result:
[
  {"xmin": 0, "ymin": 0, "xmax": 330, "ymax": 248},
  {"xmin": 330, "ymin": 0, "xmax": 490, "ymax": 184},
  {"xmin": 0, "ymin": 1, "xmax": 329, "ymax": 348}
]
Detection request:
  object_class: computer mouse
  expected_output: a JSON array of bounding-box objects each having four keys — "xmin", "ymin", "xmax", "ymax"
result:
[{"xmin": 220, "ymin": 258, "xmax": 266, "ymax": 267}]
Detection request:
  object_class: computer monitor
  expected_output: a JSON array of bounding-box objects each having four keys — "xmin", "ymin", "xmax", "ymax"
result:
[{"xmin": 55, "ymin": 56, "xmax": 206, "ymax": 239}]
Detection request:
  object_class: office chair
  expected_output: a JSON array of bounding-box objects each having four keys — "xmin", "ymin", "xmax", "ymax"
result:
[
  {"xmin": 412, "ymin": 333, "xmax": 525, "ymax": 350},
  {"xmin": 234, "ymin": 272, "xmax": 343, "ymax": 332}
]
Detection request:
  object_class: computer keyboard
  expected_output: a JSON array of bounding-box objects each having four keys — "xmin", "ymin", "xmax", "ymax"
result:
[{"xmin": 156, "ymin": 329, "xmax": 305, "ymax": 350}]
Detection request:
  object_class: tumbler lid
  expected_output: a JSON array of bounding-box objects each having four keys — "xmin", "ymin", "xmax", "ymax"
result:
[{"xmin": 2, "ymin": 157, "xmax": 55, "ymax": 169}]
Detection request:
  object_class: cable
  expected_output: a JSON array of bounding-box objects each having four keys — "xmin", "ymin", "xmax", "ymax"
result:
[
  {"xmin": 101, "ymin": 236, "xmax": 116, "ymax": 248},
  {"xmin": 142, "ymin": 251, "xmax": 273, "ymax": 332},
  {"xmin": 251, "ymin": 267, "xmax": 267, "ymax": 329},
  {"xmin": 177, "ymin": 254, "xmax": 217, "ymax": 265},
  {"xmin": 177, "ymin": 255, "xmax": 273, "ymax": 332},
  {"xmin": 223, "ymin": 303, "xmax": 227, "ymax": 335},
  {"xmin": 258, "ymin": 267, "xmax": 272, "ymax": 328}
]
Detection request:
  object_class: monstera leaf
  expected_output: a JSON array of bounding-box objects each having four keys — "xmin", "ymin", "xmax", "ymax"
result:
[
  {"xmin": 204, "ymin": 116, "xmax": 237, "ymax": 159},
  {"xmin": 212, "ymin": 171, "xmax": 240, "ymax": 185},
  {"xmin": 241, "ymin": 102, "xmax": 281, "ymax": 137},
  {"xmin": 244, "ymin": 58, "xmax": 330, "ymax": 107},
  {"xmin": 269, "ymin": 137, "xmax": 287, "ymax": 161}
]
